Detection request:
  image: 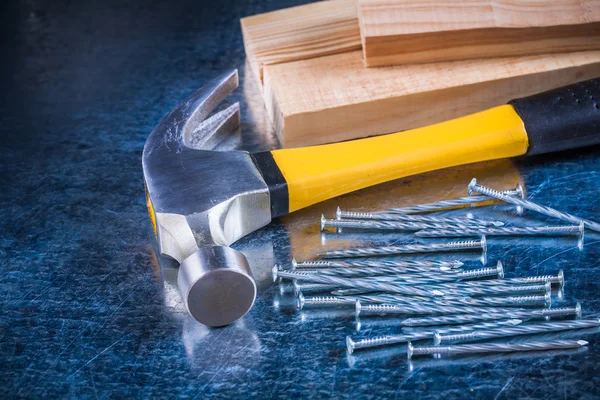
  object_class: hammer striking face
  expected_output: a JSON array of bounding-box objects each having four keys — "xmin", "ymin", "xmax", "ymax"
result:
[{"xmin": 143, "ymin": 71, "xmax": 600, "ymax": 326}]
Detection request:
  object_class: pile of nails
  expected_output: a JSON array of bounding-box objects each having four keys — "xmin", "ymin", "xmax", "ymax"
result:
[{"xmin": 274, "ymin": 179, "xmax": 600, "ymax": 360}]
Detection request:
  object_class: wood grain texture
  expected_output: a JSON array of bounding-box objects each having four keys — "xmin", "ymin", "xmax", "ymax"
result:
[
  {"xmin": 358, "ymin": 0, "xmax": 600, "ymax": 67},
  {"xmin": 240, "ymin": 0, "xmax": 361, "ymax": 84},
  {"xmin": 263, "ymin": 50, "xmax": 600, "ymax": 147}
]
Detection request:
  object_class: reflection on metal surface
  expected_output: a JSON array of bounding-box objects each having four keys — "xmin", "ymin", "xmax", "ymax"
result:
[
  {"xmin": 150, "ymin": 249, "xmax": 188, "ymax": 316},
  {"xmin": 346, "ymin": 345, "xmax": 410, "ymax": 368},
  {"xmin": 161, "ymin": 263, "xmax": 188, "ymax": 316},
  {"xmin": 234, "ymin": 221, "xmax": 286, "ymax": 292},
  {"xmin": 406, "ymin": 346, "xmax": 589, "ymax": 371},
  {"xmin": 181, "ymin": 317, "xmax": 261, "ymax": 373},
  {"xmin": 297, "ymin": 309, "xmax": 355, "ymax": 322},
  {"xmin": 280, "ymin": 159, "xmax": 523, "ymax": 261},
  {"xmin": 557, "ymin": 285, "xmax": 566, "ymax": 300},
  {"xmin": 355, "ymin": 316, "xmax": 403, "ymax": 332}
]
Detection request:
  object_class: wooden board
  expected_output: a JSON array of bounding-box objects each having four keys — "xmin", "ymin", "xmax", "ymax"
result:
[
  {"xmin": 263, "ymin": 50, "xmax": 600, "ymax": 147},
  {"xmin": 240, "ymin": 0, "xmax": 361, "ymax": 84},
  {"xmin": 358, "ymin": 0, "xmax": 600, "ymax": 67}
]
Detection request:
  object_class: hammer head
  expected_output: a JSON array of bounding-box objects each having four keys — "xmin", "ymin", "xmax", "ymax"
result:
[{"xmin": 143, "ymin": 70, "xmax": 271, "ymax": 326}]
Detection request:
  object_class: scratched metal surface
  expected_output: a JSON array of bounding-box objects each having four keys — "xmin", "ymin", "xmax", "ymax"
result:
[{"xmin": 1, "ymin": 0, "xmax": 600, "ymax": 398}]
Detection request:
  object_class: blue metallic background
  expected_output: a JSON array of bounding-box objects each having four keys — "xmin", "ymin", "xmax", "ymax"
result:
[{"xmin": 1, "ymin": 0, "xmax": 599, "ymax": 398}]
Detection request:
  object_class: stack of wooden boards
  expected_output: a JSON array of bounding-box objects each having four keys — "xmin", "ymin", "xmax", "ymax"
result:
[{"xmin": 241, "ymin": 0, "xmax": 600, "ymax": 147}]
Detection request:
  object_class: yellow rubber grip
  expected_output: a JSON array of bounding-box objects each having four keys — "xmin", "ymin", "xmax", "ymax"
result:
[{"xmin": 270, "ymin": 104, "xmax": 529, "ymax": 213}]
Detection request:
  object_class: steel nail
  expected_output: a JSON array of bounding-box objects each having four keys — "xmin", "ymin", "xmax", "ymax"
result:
[
  {"xmin": 379, "ymin": 184, "xmax": 524, "ymax": 215},
  {"xmin": 290, "ymin": 257, "xmax": 464, "ymax": 270},
  {"xmin": 415, "ymin": 223, "xmax": 585, "ymax": 248},
  {"xmin": 319, "ymin": 236, "xmax": 487, "ymax": 258},
  {"xmin": 346, "ymin": 319, "xmax": 522, "ymax": 354},
  {"xmin": 336, "ymin": 207, "xmax": 504, "ymax": 227},
  {"xmin": 296, "ymin": 292, "xmax": 354, "ymax": 310},
  {"xmin": 322, "ymin": 215, "xmax": 494, "ymax": 233},
  {"xmin": 407, "ymin": 339, "xmax": 588, "ymax": 359},
  {"xmin": 468, "ymin": 178, "xmax": 600, "ymax": 234},
  {"xmin": 400, "ymin": 302, "xmax": 582, "ymax": 327},
  {"xmin": 434, "ymin": 319, "xmax": 600, "ymax": 345}
]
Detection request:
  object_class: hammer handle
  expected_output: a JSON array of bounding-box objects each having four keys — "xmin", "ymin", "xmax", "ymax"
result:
[{"xmin": 259, "ymin": 78, "xmax": 600, "ymax": 215}]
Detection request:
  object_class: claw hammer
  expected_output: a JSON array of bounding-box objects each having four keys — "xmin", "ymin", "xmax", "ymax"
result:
[{"xmin": 143, "ymin": 70, "xmax": 600, "ymax": 326}]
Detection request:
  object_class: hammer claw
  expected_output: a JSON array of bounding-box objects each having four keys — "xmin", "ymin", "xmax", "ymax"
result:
[
  {"xmin": 187, "ymin": 102, "xmax": 240, "ymax": 151},
  {"xmin": 147, "ymin": 69, "xmax": 239, "ymax": 153}
]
